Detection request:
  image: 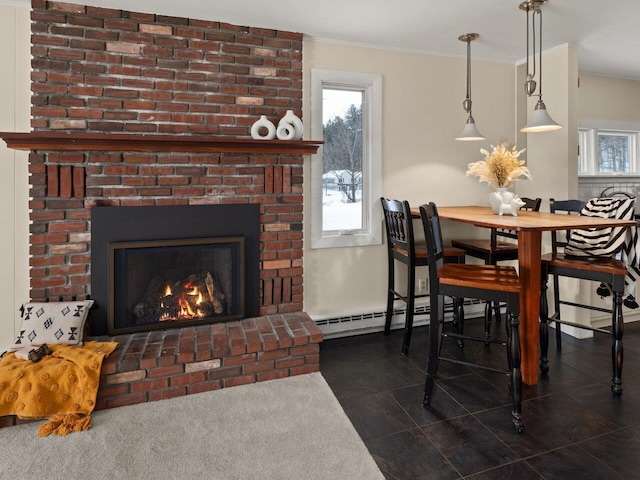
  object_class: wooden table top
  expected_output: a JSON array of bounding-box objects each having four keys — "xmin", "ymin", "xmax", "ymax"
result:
[{"xmin": 410, "ymin": 205, "xmax": 637, "ymax": 231}]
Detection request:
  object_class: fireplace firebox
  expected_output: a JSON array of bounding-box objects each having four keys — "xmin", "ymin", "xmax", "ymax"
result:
[
  {"xmin": 109, "ymin": 237, "xmax": 245, "ymax": 334},
  {"xmin": 91, "ymin": 204, "xmax": 260, "ymax": 336}
]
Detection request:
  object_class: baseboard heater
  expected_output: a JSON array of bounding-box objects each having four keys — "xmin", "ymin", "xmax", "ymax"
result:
[{"xmin": 314, "ymin": 299, "xmax": 485, "ymax": 339}]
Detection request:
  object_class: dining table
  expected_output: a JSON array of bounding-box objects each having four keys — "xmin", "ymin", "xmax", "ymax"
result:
[{"xmin": 410, "ymin": 205, "xmax": 637, "ymax": 385}]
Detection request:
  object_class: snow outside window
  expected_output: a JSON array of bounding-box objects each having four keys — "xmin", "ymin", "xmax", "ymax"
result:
[{"xmin": 310, "ymin": 69, "xmax": 382, "ymax": 249}]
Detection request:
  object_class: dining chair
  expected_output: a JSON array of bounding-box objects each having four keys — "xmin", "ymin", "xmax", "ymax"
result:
[
  {"xmin": 451, "ymin": 197, "xmax": 541, "ymax": 341},
  {"xmin": 419, "ymin": 202, "xmax": 523, "ymax": 432},
  {"xmin": 539, "ymin": 197, "xmax": 634, "ymax": 395},
  {"xmin": 381, "ymin": 198, "xmax": 466, "ymax": 355}
]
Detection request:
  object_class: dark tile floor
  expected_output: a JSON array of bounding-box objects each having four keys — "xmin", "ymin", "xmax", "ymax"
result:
[{"xmin": 320, "ymin": 317, "xmax": 640, "ymax": 479}]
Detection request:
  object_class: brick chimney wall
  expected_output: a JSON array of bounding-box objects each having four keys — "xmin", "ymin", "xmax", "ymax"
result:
[{"xmin": 28, "ymin": 0, "xmax": 305, "ymax": 315}]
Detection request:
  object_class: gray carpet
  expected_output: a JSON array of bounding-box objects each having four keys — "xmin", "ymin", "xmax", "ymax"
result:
[{"xmin": 0, "ymin": 372, "xmax": 384, "ymax": 479}]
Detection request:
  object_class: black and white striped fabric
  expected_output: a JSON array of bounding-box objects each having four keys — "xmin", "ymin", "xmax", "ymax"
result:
[{"xmin": 564, "ymin": 197, "xmax": 640, "ymax": 297}]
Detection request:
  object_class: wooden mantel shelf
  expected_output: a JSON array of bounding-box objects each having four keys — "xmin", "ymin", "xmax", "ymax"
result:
[{"xmin": 0, "ymin": 131, "xmax": 322, "ymax": 155}]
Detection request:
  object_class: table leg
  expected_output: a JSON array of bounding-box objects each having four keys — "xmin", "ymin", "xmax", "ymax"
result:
[{"xmin": 517, "ymin": 230, "xmax": 542, "ymax": 385}]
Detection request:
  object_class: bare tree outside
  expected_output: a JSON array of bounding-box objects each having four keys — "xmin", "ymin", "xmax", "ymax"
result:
[
  {"xmin": 323, "ymin": 104, "xmax": 363, "ymax": 203},
  {"xmin": 598, "ymin": 133, "xmax": 630, "ymax": 173},
  {"xmin": 321, "ymin": 88, "xmax": 364, "ymax": 231}
]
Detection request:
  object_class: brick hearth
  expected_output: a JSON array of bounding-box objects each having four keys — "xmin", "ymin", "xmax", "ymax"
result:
[
  {"xmin": 95, "ymin": 313, "xmax": 321, "ymax": 409},
  {"xmin": 0, "ymin": 313, "xmax": 320, "ymax": 428}
]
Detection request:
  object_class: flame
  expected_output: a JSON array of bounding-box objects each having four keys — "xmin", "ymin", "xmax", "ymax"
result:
[{"xmin": 158, "ymin": 284, "xmax": 206, "ymax": 321}]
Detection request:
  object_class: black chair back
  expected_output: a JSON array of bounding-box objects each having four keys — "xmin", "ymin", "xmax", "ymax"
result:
[
  {"xmin": 548, "ymin": 198, "xmax": 586, "ymax": 253},
  {"xmin": 599, "ymin": 187, "xmax": 635, "ymax": 199},
  {"xmin": 420, "ymin": 202, "xmax": 444, "ymax": 294},
  {"xmin": 381, "ymin": 198, "xmax": 415, "ymax": 258}
]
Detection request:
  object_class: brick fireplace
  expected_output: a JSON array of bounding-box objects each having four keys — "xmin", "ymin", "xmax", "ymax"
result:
[{"xmin": 0, "ymin": 1, "xmax": 323, "ymax": 423}]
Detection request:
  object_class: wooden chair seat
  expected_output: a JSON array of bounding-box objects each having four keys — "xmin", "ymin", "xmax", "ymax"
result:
[
  {"xmin": 393, "ymin": 243, "xmax": 467, "ymax": 261},
  {"xmin": 450, "ymin": 239, "xmax": 519, "ymax": 260},
  {"xmin": 541, "ymin": 252, "xmax": 628, "ymax": 276},
  {"xmin": 438, "ymin": 264, "xmax": 521, "ymax": 292}
]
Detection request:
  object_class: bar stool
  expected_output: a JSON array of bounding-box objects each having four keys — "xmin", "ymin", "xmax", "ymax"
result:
[
  {"xmin": 381, "ymin": 198, "xmax": 466, "ymax": 354},
  {"xmin": 540, "ymin": 197, "xmax": 633, "ymax": 395},
  {"xmin": 420, "ymin": 202, "xmax": 523, "ymax": 432}
]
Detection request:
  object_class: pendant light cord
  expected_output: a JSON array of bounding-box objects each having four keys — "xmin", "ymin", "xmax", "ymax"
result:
[
  {"xmin": 466, "ymin": 38, "xmax": 471, "ymax": 111},
  {"xmin": 526, "ymin": 7, "xmax": 535, "ymax": 80},
  {"xmin": 537, "ymin": 8, "xmax": 542, "ymax": 99}
]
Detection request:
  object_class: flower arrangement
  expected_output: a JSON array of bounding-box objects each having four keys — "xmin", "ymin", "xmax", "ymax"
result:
[{"xmin": 466, "ymin": 138, "xmax": 532, "ymax": 188}]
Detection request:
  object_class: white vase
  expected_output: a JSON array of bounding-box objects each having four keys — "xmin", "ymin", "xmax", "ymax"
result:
[
  {"xmin": 250, "ymin": 115, "xmax": 276, "ymax": 140},
  {"xmin": 277, "ymin": 110, "xmax": 303, "ymax": 140},
  {"xmin": 489, "ymin": 188, "xmax": 525, "ymax": 216},
  {"xmin": 276, "ymin": 123, "xmax": 296, "ymax": 140}
]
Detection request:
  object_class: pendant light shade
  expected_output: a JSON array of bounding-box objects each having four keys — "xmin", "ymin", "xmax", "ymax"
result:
[
  {"xmin": 456, "ymin": 116, "xmax": 485, "ymax": 141},
  {"xmin": 521, "ymin": 99, "xmax": 562, "ymax": 133},
  {"xmin": 455, "ymin": 33, "xmax": 484, "ymax": 141},
  {"xmin": 519, "ymin": 0, "xmax": 562, "ymax": 133}
]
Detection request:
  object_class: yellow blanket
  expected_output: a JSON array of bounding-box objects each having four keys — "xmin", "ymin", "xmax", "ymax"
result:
[{"xmin": 0, "ymin": 341, "xmax": 118, "ymax": 436}]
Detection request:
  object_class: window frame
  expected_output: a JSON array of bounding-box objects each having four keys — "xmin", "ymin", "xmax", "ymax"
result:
[
  {"xmin": 578, "ymin": 121, "xmax": 640, "ymax": 177},
  {"xmin": 310, "ymin": 69, "xmax": 382, "ymax": 249}
]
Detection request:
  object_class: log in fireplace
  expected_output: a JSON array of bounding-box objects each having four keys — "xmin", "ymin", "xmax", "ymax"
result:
[
  {"xmin": 90, "ymin": 204, "xmax": 260, "ymax": 336},
  {"xmin": 109, "ymin": 236, "xmax": 245, "ymax": 334}
]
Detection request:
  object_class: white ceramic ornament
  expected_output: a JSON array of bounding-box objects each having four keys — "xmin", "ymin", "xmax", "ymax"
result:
[
  {"xmin": 250, "ymin": 115, "xmax": 276, "ymax": 140},
  {"xmin": 277, "ymin": 110, "xmax": 303, "ymax": 140}
]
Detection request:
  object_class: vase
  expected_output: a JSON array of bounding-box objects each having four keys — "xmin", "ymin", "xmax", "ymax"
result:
[
  {"xmin": 489, "ymin": 188, "xmax": 525, "ymax": 216},
  {"xmin": 276, "ymin": 123, "xmax": 296, "ymax": 140},
  {"xmin": 250, "ymin": 115, "xmax": 276, "ymax": 140},
  {"xmin": 277, "ymin": 110, "xmax": 303, "ymax": 140}
]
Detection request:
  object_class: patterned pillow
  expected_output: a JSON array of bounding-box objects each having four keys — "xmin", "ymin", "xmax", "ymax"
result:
[{"xmin": 11, "ymin": 300, "xmax": 95, "ymax": 350}]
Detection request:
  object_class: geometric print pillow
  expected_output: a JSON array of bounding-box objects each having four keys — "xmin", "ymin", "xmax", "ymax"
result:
[{"xmin": 11, "ymin": 300, "xmax": 95, "ymax": 350}]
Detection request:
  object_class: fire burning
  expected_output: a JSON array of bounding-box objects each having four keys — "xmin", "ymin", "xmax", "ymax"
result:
[
  {"xmin": 160, "ymin": 283, "xmax": 206, "ymax": 320},
  {"xmin": 134, "ymin": 272, "xmax": 226, "ymax": 325}
]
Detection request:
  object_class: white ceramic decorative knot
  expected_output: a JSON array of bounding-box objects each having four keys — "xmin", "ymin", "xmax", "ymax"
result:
[
  {"xmin": 276, "ymin": 123, "xmax": 296, "ymax": 140},
  {"xmin": 276, "ymin": 110, "xmax": 303, "ymax": 140},
  {"xmin": 250, "ymin": 115, "xmax": 276, "ymax": 140},
  {"xmin": 489, "ymin": 188, "xmax": 526, "ymax": 216}
]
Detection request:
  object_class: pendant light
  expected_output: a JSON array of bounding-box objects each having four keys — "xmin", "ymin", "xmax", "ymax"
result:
[
  {"xmin": 455, "ymin": 33, "xmax": 485, "ymax": 141},
  {"xmin": 520, "ymin": 0, "xmax": 562, "ymax": 133}
]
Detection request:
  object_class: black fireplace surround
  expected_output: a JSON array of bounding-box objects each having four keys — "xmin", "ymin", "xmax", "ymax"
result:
[{"xmin": 90, "ymin": 204, "xmax": 260, "ymax": 336}]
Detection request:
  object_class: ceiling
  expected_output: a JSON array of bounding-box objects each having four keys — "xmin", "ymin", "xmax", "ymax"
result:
[{"xmin": 13, "ymin": 0, "xmax": 640, "ymax": 80}]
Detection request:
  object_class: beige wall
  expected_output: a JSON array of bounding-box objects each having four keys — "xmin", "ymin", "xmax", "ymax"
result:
[
  {"xmin": 302, "ymin": 40, "xmax": 519, "ymax": 325},
  {"xmin": 0, "ymin": 4, "xmax": 30, "ymax": 352},
  {"xmin": 579, "ymin": 74, "xmax": 640, "ymax": 123},
  {"xmin": 302, "ymin": 42, "xmax": 587, "ymax": 334},
  {"xmin": 518, "ymin": 45, "xmax": 579, "ymax": 206}
]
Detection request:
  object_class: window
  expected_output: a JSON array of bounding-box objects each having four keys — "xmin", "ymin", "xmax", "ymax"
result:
[
  {"xmin": 598, "ymin": 132, "xmax": 631, "ymax": 173},
  {"xmin": 579, "ymin": 125, "xmax": 640, "ymax": 176},
  {"xmin": 310, "ymin": 69, "xmax": 382, "ymax": 248}
]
